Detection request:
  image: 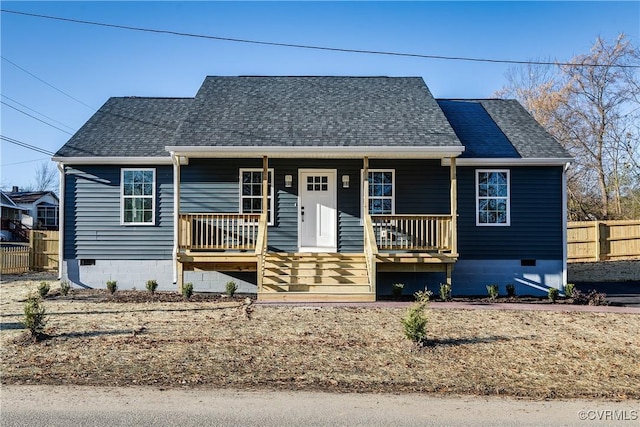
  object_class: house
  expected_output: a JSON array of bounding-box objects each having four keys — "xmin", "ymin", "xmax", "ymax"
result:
[
  {"xmin": 6, "ymin": 188, "xmax": 60, "ymax": 231},
  {"xmin": 0, "ymin": 191, "xmax": 24, "ymax": 241},
  {"xmin": 53, "ymin": 76, "xmax": 572, "ymax": 300}
]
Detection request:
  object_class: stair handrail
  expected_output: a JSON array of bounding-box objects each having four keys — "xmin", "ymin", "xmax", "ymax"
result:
[{"xmin": 363, "ymin": 214, "xmax": 378, "ymax": 294}]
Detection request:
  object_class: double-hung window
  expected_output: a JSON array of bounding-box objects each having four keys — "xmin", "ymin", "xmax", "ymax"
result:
[
  {"xmin": 366, "ymin": 169, "xmax": 395, "ymax": 215},
  {"xmin": 121, "ymin": 168, "xmax": 155, "ymax": 225},
  {"xmin": 239, "ymin": 169, "xmax": 274, "ymax": 225},
  {"xmin": 476, "ymin": 170, "xmax": 510, "ymax": 226},
  {"xmin": 36, "ymin": 205, "xmax": 58, "ymax": 228}
]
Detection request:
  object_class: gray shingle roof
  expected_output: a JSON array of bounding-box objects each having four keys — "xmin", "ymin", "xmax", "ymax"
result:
[
  {"xmin": 55, "ymin": 97, "xmax": 193, "ymax": 157},
  {"xmin": 438, "ymin": 99, "xmax": 570, "ymax": 159},
  {"xmin": 55, "ymin": 77, "xmax": 570, "ymax": 160},
  {"xmin": 437, "ymin": 100, "xmax": 520, "ymax": 158},
  {"xmin": 173, "ymin": 76, "xmax": 462, "ymax": 148},
  {"xmin": 479, "ymin": 99, "xmax": 570, "ymax": 158}
]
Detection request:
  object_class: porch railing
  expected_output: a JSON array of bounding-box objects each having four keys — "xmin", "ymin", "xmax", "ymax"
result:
[
  {"xmin": 371, "ymin": 214, "xmax": 453, "ymax": 252},
  {"xmin": 178, "ymin": 213, "xmax": 261, "ymax": 250},
  {"xmin": 363, "ymin": 215, "xmax": 378, "ymax": 293}
]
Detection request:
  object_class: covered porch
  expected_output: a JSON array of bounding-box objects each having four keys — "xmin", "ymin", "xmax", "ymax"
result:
[{"xmin": 170, "ymin": 151, "xmax": 460, "ymax": 302}]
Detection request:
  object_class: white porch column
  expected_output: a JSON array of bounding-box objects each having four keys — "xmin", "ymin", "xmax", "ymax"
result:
[{"xmin": 171, "ymin": 153, "xmax": 181, "ymax": 288}]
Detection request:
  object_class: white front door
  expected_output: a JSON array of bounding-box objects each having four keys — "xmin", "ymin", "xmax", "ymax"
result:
[{"xmin": 299, "ymin": 169, "xmax": 337, "ymax": 251}]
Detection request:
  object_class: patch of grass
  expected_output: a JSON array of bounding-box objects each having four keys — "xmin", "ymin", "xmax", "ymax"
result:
[{"xmin": 1, "ymin": 274, "xmax": 638, "ymax": 399}]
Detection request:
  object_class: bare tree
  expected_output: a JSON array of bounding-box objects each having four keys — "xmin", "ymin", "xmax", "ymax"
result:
[
  {"xmin": 32, "ymin": 161, "xmax": 58, "ymax": 193},
  {"xmin": 496, "ymin": 34, "xmax": 640, "ymax": 220}
]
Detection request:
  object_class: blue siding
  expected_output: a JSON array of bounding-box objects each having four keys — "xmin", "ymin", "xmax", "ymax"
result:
[
  {"xmin": 64, "ymin": 165, "xmax": 174, "ymax": 259},
  {"xmin": 178, "ymin": 159, "xmax": 454, "ymax": 252},
  {"xmin": 369, "ymin": 159, "xmax": 451, "ymax": 214},
  {"xmin": 457, "ymin": 166, "xmax": 564, "ymax": 259}
]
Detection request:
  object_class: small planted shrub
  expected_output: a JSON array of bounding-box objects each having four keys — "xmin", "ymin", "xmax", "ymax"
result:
[
  {"xmin": 23, "ymin": 294, "xmax": 47, "ymax": 340},
  {"xmin": 106, "ymin": 280, "xmax": 117, "ymax": 294},
  {"xmin": 59, "ymin": 281, "xmax": 71, "ymax": 296},
  {"xmin": 182, "ymin": 282, "xmax": 194, "ymax": 300},
  {"xmin": 564, "ymin": 283, "xmax": 575, "ymax": 298},
  {"xmin": 506, "ymin": 284, "xmax": 516, "ymax": 297},
  {"xmin": 225, "ymin": 281, "xmax": 238, "ymax": 297},
  {"xmin": 37, "ymin": 282, "xmax": 50, "ymax": 298},
  {"xmin": 146, "ymin": 279, "xmax": 158, "ymax": 294},
  {"xmin": 486, "ymin": 284, "xmax": 499, "ymax": 301},
  {"xmin": 391, "ymin": 283, "xmax": 405, "ymax": 300},
  {"xmin": 548, "ymin": 287, "xmax": 559, "ymax": 303},
  {"xmin": 401, "ymin": 290, "xmax": 431, "ymax": 345},
  {"xmin": 439, "ymin": 282, "xmax": 452, "ymax": 301}
]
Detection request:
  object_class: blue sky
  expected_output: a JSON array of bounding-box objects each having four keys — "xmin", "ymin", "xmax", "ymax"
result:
[{"xmin": 1, "ymin": 1, "xmax": 639, "ymax": 191}]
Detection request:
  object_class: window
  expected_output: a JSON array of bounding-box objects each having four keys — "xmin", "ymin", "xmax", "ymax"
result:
[
  {"xmin": 306, "ymin": 175, "xmax": 328, "ymax": 192},
  {"xmin": 36, "ymin": 205, "xmax": 58, "ymax": 228},
  {"xmin": 239, "ymin": 169, "xmax": 274, "ymax": 225},
  {"xmin": 476, "ymin": 170, "xmax": 510, "ymax": 226},
  {"xmin": 365, "ymin": 169, "xmax": 395, "ymax": 215},
  {"xmin": 121, "ymin": 168, "xmax": 155, "ymax": 225}
]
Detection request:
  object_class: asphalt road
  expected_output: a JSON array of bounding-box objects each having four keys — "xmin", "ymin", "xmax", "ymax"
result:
[{"xmin": 2, "ymin": 386, "xmax": 639, "ymax": 427}]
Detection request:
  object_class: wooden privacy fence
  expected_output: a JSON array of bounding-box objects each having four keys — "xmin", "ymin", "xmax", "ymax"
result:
[
  {"xmin": 568, "ymin": 220, "xmax": 640, "ymax": 262},
  {"xmin": 0, "ymin": 230, "xmax": 59, "ymax": 274}
]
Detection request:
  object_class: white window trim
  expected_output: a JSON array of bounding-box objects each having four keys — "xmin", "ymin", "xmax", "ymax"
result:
[
  {"xmin": 239, "ymin": 168, "xmax": 275, "ymax": 226},
  {"xmin": 120, "ymin": 168, "xmax": 156, "ymax": 226},
  {"xmin": 36, "ymin": 205, "xmax": 59, "ymax": 227},
  {"xmin": 360, "ymin": 169, "xmax": 396, "ymax": 223},
  {"xmin": 475, "ymin": 169, "xmax": 510, "ymax": 227}
]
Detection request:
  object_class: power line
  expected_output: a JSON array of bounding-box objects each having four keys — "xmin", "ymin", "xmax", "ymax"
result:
[
  {"xmin": 0, "ymin": 135, "xmax": 56, "ymax": 156},
  {"xmin": 1, "ymin": 94, "xmax": 76, "ymax": 131},
  {"xmin": 1, "ymin": 101, "xmax": 74, "ymax": 135},
  {"xmin": 2, "ymin": 157, "xmax": 50, "ymax": 167},
  {"xmin": 2, "ymin": 8, "xmax": 639, "ymax": 69},
  {"xmin": 1, "ymin": 56, "xmax": 96, "ymax": 110}
]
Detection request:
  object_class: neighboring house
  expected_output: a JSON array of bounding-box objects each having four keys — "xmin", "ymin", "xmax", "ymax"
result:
[
  {"xmin": 6, "ymin": 188, "xmax": 60, "ymax": 230},
  {"xmin": 53, "ymin": 76, "xmax": 572, "ymax": 300},
  {"xmin": 0, "ymin": 191, "xmax": 24, "ymax": 241}
]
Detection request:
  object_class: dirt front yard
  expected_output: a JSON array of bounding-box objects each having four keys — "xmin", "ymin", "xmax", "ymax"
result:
[{"xmin": 1, "ymin": 273, "xmax": 639, "ymax": 399}]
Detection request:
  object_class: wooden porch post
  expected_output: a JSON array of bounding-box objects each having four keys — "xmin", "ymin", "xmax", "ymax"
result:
[
  {"xmin": 363, "ymin": 157, "xmax": 369, "ymax": 216},
  {"xmin": 262, "ymin": 156, "xmax": 269, "ymax": 220},
  {"xmin": 450, "ymin": 157, "xmax": 458, "ymax": 255}
]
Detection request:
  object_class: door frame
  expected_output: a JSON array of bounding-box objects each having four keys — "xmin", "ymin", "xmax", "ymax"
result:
[{"xmin": 297, "ymin": 168, "xmax": 338, "ymax": 252}]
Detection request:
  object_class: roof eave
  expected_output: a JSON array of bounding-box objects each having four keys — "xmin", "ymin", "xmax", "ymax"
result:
[
  {"xmin": 52, "ymin": 156, "xmax": 174, "ymax": 165},
  {"xmin": 441, "ymin": 157, "xmax": 573, "ymax": 166},
  {"xmin": 165, "ymin": 145, "xmax": 465, "ymax": 159}
]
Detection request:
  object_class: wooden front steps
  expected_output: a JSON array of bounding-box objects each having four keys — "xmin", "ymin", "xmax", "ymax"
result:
[{"xmin": 259, "ymin": 253, "xmax": 374, "ymax": 302}]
